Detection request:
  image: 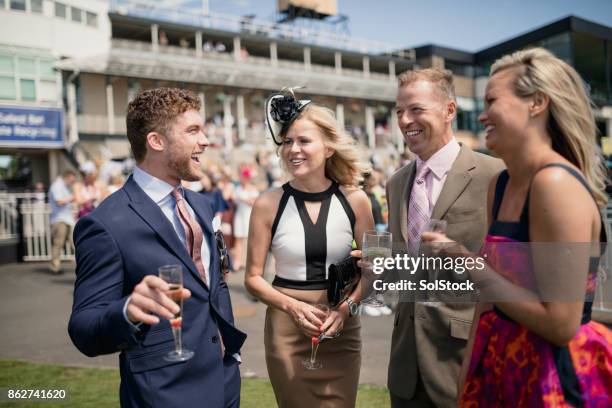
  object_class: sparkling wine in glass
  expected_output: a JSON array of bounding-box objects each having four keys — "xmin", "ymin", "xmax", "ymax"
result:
[
  {"xmin": 159, "ymin": 265, "xmax": 194, "ymax": 362},
  {"xmin": 302, "ymin": 304, "xmax": 330, "ymax": 370},
  {"xmin": 361, "ymin": 230, "xmax": 393, "ymax": 307},
  {"xmin": 421, "ymin": 219, "xmax": 448, "ymax": 307}
]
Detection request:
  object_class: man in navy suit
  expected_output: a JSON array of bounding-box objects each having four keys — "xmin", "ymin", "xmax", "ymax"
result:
[{"xmin": 68, "ymin": 87, "xmax": 246, "ymax": 407}]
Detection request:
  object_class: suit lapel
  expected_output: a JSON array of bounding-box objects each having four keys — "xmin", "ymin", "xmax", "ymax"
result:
[
  {"xmin": 430, "ymin": 145, "xmax": 475, "ymax": 220},
  {"xmin": 399, "ymin": 162, "xmax": 417, "ymax": 243},
  {"xmin": 123, "ymin": 177, "xmax": 209, "ymax": 290}
]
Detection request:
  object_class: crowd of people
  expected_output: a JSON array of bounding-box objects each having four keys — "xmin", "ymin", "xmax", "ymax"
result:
[{"xmin": 63, "ymin": 47, "xmax": 611, "ymax": 408}]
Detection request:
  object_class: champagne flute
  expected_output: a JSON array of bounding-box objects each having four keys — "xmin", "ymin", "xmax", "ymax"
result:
[
  {"xmin": 301, "ymin": 304, "xmax": 330, "ymax": 370},
  {"xmin": 360, "ymin": 230, "xmax": 393, "ymax": 307},
  {"xmin": 421, "ymin": 219, "xmax": 447, "ymax": 307},
  {"xmin": 159, "ymin": 265, "xmax": 194, "ymax": 362}
]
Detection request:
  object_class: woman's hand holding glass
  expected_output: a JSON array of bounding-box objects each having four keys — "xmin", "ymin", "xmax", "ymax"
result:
[
  {"xmin": 290, "ymin": 300, "xmax": 328, "ymax": 338},
  {"xmin": 320, "ymin": 305, "xmax": 348, "ymax": 338}
]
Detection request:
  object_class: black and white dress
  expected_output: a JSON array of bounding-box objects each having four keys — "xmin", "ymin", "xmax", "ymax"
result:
[{"xmin": 264, "ymin": 181, "xmax": 362, "ymax": 408}]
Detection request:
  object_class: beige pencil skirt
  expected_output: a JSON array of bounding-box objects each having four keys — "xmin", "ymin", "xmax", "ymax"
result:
[{"xmin": 264, "ymin": 287, "xmax": 361, "ymax": 408}]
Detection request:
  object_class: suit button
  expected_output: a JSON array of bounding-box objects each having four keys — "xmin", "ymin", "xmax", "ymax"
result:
[{"xmin": 211, "ymin": 335, "xmax": 219, "ymax": 344}]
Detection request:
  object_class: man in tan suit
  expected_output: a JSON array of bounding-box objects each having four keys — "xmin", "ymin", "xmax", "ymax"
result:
[{"xmin": 386, "ymin": 68, "xmax": 503, "ymax": 407}]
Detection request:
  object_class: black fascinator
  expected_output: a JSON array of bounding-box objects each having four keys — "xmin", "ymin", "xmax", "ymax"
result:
[{"xmin": 265, "ymin": 87, "xmax": 311, "ymax": 145}]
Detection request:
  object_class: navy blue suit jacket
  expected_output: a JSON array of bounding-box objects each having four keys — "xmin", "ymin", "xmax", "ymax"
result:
[{"xmin": 68, "ymin": 176, "xmax": 247, "ymax": 407}]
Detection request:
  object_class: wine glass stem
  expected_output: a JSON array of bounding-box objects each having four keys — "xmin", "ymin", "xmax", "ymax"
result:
[
  {"xmin": 310, "ymin": 343, "xmax": 319, "ymax": 364},
  {"xmin": 172, "ymin": 326, "xmax": 183, "ymax": 353}
]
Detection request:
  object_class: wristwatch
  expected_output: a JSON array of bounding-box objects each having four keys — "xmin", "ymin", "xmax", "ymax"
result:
[{"xmin": 345, "ymin": 297, "xmax": 360, "ymax": 317}]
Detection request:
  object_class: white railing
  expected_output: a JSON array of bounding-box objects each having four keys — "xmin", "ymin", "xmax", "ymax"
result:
[
  {"xmin": 0, "ymin": 192, "xmax": 74, "ymax": 262},
  {"xmin": 0, "ymin": 192, "xmax": 45, "ymax": 241},
  {"xmin": 0, "ymin": 196, "xmax": 19, "ymax": 240},
  {"xmin": 20, "ymin": 202, "xmax": 74, "ymax": 262},
  {"xmin": 109, "ymin": 0, "xmax": 413, "ymax": 58}
]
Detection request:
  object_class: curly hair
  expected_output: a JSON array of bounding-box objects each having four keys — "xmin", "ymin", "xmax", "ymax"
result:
[
  {"xmin": 279, "ymin": 104, "xmax": 371, "ymax": 186},
  {"xmin": 126, "ymin": 87, "xmax": 201, "ymax": 162},
  {"xmin": 491, "ymin": 48, "xmax": 607, "ymax": 206}
]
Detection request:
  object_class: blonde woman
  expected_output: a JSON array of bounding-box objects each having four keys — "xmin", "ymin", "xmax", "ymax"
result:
[
  {"xmin": 245, "ymin": 89, "xmax": 374, "ymax": 407},
  {"xmin": 424, "ymin": 48, "xmax": 611, "ymax": 406}
]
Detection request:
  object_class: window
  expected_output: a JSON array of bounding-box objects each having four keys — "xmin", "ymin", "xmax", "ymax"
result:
[
  {"xmin": 20, "ymin": 79, "xmax": 36, "ymax": 100},
  {"xmin": 39, "ymin": 59, "xmax": 56, "ymax": 101},
  {"xmin": 18, "ymin": 58, "xmax": 36, "ymax": 76},
  {"xmin": 86, "ymin": 11, "xmax": 98, "ymax": 27},
  {"xmin": 0, "ymin": 55, "xmax": 15, "ymax": 100},
  {"xmin": 39, "ymin": 80, "xmax": 57, "ymax": 101},
  {"xmin": 30, "ymin": 0, "xmax": 43, "ymax": 13},
  {"xmin": 55, "ymin": 2, "xmax": 66, "ymax": 18},
  {"xmin": 71, "ymin": 7, "xmax": 82, "ymax": 23},
  {"xmin": 0, "ymin": 77, "xmax": 16, "ymax": 100},
  {"xmin": 0, "ymin": 52, "xmax": 59, "ymax": 102},
  {"xmin": 0, "ymin": 55, "xmax": 15, "ymax": 74},
  {"xmin": 10, "ymin": 0, "xmax": 26, "ymax": 11},
  {"xmin": 39, "ymin": 60, "xmax": 55, "ymax": 78}
]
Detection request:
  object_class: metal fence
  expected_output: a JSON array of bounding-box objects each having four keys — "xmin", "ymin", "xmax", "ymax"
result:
[
  {"xmin": 0, "ymin": 193, "xmax": 20, "ymax": 240},
  {"xmin": 0, "ymin": 193, "xmax": 74, "ymax": 262},
  {"xmin": 20, "ymin": 202, "xmax": 74, "ymax": 262}
]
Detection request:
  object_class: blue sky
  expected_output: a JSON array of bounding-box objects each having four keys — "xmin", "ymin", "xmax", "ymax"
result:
[{"xmin": 165, "ymin": 0, "xmax": 612, "ymax": 51}]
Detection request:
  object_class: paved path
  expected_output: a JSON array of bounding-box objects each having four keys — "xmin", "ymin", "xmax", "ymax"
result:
[{"xmin": 0, "ymin": 262, "xmax": 393, "ymax": 386}]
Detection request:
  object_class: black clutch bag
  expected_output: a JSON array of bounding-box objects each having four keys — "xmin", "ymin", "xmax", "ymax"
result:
[{"xmin": 327, "ymin": 256, "xmax": 360, "ymax": 307}]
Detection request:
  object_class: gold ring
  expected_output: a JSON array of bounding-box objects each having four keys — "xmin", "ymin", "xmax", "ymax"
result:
[{"xmin": 298, "ymin": 317, "xmax": 304, "ymax": 326}]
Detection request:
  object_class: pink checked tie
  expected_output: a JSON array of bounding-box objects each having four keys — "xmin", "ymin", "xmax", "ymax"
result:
[
  {"xmin": 407, "ymin": 165, "xmax": 431, "ymax": 255},
  {"xmin": 172, "ymin": 188, "xmax": 225, "ymax": 356},
  {"xmin": 172, "ymin": 188, "xmax": 207, "ymax": 286}
]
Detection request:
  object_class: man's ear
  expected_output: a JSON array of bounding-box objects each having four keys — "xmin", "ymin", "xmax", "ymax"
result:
[
  {"xmin": 530, "ymin": 91, "xmax": 550, "ymax": 117},
  {"xmin": 445, "ymin": 100, "xmax": 457, "ymax": 123},
  {"xmin": 146, "ymin": 131, "xmax": 165, "ymax": 152}
]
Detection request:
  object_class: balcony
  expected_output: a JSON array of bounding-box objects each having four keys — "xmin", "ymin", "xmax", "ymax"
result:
[{"xmin": 71, "ymin": 39, "xmax": 400, "ymax": 102}]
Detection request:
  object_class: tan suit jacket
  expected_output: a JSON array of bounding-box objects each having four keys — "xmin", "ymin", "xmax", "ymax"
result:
[{"xmin": 386, "ymin": 145, "xmax": 504, "ymax": 407}]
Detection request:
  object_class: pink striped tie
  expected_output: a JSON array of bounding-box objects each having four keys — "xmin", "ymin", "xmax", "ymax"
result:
[
  {"xmin": 172, "ymin": 188, "xmax": 226, "ymax": 356},
  {"xmin": 172, "ymin": 188, "xmax": 207, "ymax": 286},
  {"xmin": 407, "ymin": 165, "xmax": 431, "ymax": 254}
]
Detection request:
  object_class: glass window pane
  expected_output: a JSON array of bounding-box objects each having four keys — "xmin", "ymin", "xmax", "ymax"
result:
[
  {"xmin": 39, "ymin": 60, "xmax": 55, "ymax": 78},
  {"xmin": 18, "ymin": 58, "xmax": 36, "ymax": 76},
  {"xmin": 55, "ymin": 2, "xmax": 66, "ymax": 18},
  {"xmin": 71, "ymin": 7, "xmax": 82, "ymax": 22},
  {"xmin": 0, "ymin": 55, "xmax": 14, "ymax": 74},
  {"xmin": 10, "ymin": 0, "xmax": 26, "ymax": 11},
  {"xmin": 86, "ymin": 11, "xmax": 98, "ymax": 27},
  {"xmin": 31, "ymin": 0, "xmax": 43, "ymax": 13},
  {"xmin": 20, "ymin": 79, "xmax": 36, "ymax": 100},
  {"xmin": 0, "ymin": 77, "xmax": 16, "ymax": 100},
  {"xmin": 39, "ymin": 80, "xmax": 57, "ymax": 101}
]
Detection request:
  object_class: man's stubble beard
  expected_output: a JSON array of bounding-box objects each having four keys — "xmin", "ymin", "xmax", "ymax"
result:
[{"xmin": 167, "ymin": 149, "xmax": 202, "ymax": 183}]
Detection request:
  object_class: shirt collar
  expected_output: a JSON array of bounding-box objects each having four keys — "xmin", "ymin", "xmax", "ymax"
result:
[
  {"xmin": 133, "ymin": 166, "xmax": 182, "ymax": 204},
  {"xmin": 415, "ymin": 137, "xmax": 461, "ymax": 180}
]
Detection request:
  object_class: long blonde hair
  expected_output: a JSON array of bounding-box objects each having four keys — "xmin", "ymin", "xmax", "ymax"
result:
[
  {"xmin": 280, "ymin": 104, "xmax": 370, "ymax": 186},
  {"xmin": 491, "ymin": 47, "xmax": 607, "ymax": 206}
]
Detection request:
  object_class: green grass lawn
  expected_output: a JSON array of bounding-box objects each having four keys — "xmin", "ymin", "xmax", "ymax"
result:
[{"xmin": 0, "ymin": 361, "xmax": 390, "ymax": 407}]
